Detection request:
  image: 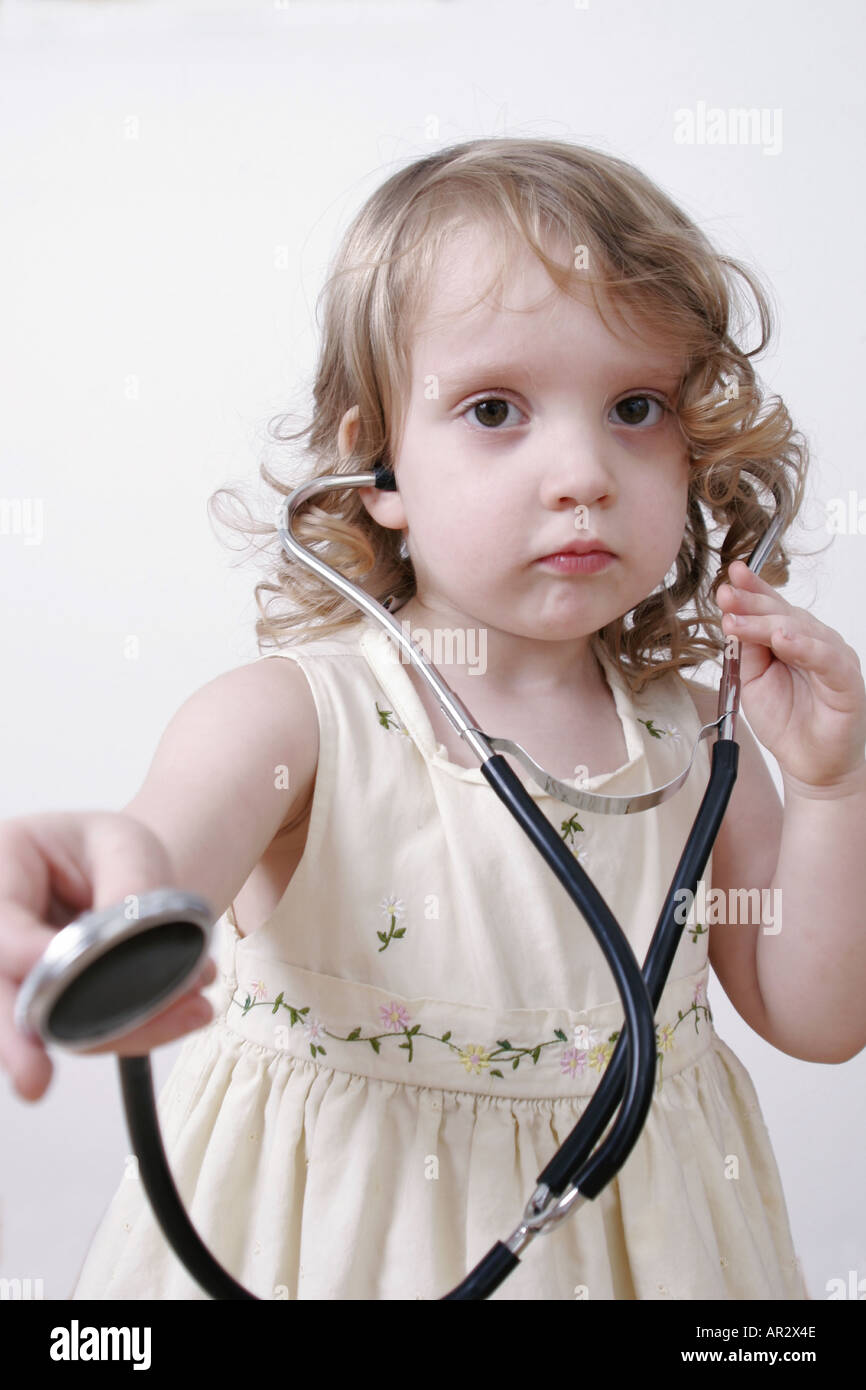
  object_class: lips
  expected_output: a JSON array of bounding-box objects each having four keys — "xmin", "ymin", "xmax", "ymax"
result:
[{"xmin": 536, "ymin": 539, "xmax": 615, "ymax": 560}]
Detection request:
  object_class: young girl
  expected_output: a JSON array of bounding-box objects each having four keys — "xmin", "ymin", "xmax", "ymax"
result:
[{"xmin": 5, "ymin": 138, "xmax": 866, "ymax": 1301}]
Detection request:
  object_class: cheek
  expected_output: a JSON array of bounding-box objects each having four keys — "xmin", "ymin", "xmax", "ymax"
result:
[{"xmin": 631, "ymin": 501, "xmax": 687, "ymax": 576}]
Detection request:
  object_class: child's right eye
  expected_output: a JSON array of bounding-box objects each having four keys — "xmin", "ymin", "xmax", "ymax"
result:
[{"xmin": 460, "ymin": 396, "xmax": 525, "ymax": 430}]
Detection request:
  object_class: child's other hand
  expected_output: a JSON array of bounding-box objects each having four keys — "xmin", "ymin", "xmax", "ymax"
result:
[
  {"xmin": 717, "ymin": 560, "xmax": 866, "ymax": 794},
  {"xmin": 0, "ymin": 811, "xmax": 217, "ymax": 1104}
]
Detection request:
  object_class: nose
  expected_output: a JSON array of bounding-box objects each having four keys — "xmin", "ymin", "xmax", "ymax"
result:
[{"xmin": 536, "ymin": 417, "xmax": 616, "ymax": 512}]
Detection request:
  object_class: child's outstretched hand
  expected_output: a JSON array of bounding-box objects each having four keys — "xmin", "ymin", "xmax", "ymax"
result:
[
  {"xmin": 717, "ymin": 560, "xmax": 866, "ymax": 793},
  {"xmin": 0, "ymin": 812, "xmax": 217, "ymax": 1103}
]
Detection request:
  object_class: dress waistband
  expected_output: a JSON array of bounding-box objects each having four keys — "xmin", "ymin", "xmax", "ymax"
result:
[{"xmin": 210, "ymin": 915, "xmax": 716, "ymax": 1100}]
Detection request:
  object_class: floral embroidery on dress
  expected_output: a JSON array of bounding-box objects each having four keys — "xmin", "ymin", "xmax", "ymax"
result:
[
  {"xmin": 637, "ymin": 717, "xmax": 682, "ymax": 742},
  {"xmin": 560, "ymin": 814, "xmax": 584, "ymax": 845},
  {"xmin": 229, "ymin": 985, "xmax": 712, "ymax": 1092},
  {"xmin": 375, "ymin": 700, "xmax": 409, "ymax": 737},
  {"xmin": 377, "ymin": 895, "xmax": 406, "ymax": 951},
  {"xmin": 559, "ymin": 813, "xmax": 592, "ymax": 867}
]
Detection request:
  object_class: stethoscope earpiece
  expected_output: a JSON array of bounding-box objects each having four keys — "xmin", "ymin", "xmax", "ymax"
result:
[{"xmin": 373, "ymin": 461, "xmax": 397, "ymax": 491}]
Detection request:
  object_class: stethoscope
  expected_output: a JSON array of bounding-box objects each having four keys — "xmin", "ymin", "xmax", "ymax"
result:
[{"xmin": 15, "ymin": 461, "xmax": 784, "ymax": 1300}]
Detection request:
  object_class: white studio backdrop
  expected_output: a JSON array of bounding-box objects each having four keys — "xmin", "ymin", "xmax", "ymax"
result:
[{"xmin": 0, "ymin": 0, "xmax": 863, "ymax": 1301}]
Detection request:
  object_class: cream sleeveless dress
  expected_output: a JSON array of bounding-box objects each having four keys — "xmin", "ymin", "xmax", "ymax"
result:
[{"xmin": 70, "ymin": 614, "xmax": 808, "ymax": 1301}]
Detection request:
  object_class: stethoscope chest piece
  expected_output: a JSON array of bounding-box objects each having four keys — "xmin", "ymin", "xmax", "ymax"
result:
[{"xmin": 15, "ymin": 890, "xmax": 215, "ymax": 1052}]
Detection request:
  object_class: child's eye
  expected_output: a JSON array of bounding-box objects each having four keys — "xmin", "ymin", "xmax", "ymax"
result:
[
  {"xmin": 610, "ymin": 394, "xmax": 668, "ymax": 427},
  {"xmin": 461, "ymin": 396, "xmax": 524, "ymax": 430}
]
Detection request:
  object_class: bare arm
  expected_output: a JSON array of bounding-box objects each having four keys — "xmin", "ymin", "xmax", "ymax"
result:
[
  {"xmin": 0, "ymin": 655, "xmax": 318, "ymax": 1101},
  {"xmin": 684, "ymin": 677, "xmax": 866, "ymax": 1064},
  {"xmin": 120, "ymin": 655, "xmax": 319, "ymax": 920}
]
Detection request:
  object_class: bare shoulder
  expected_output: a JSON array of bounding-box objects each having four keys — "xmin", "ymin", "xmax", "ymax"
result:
[
  {"xmin": 227, "ymin": 655, "xmax": 320, "ymax": 831},
  {"xmin": 124, "ymin": 654, "xmax": 319, "ymax": 857},
  {"xmin": 117, "ymin": 652, "xmax": 320, "ymax": 925}
]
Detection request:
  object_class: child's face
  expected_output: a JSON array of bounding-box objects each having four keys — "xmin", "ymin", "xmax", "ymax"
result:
[{"xmin": 362, "ymin": 223, "xmax": 691, "ymax": 646}]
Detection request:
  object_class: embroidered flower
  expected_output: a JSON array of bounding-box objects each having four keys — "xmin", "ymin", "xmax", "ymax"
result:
[
  {"xmin": 375, "ymin": 700, "xmax": 409, "ymax": 736},
  {"xmin": 377, "ymin": 895, "xmax": 408, "ymax": 951},
  {"xmin": 656, "ymin": 1023, "xmax": 675, "ymax": 1053},
  {"xmin": 587, "ymin": 1042, "xmax": 614, "ymax": 1072},
  {"xmin": 302, "ymin": 1017, "xmax": 326, "ymax": 1043},
  {"xmin": 560, "ymin": 1046, "xmax": 589, "ymax": 1077},
  {"xmin": 458, "ymin": 1045, "xmax": 492, "ymax": 1075},
  {"xmin": 380, "ymin": 1002, "xmax": 411, "ymax": 1032},
  {"xmin": 692, "ymin": 979, "xmax": 708, "ymax": 1009},
  {"xmin": 560, "ymin": 814, "xmax": 584, "ymax": 845},
  {"xmin": 638, "ymin": 717, "xmax": 680, "ymax": 741},
  {"xmin": 249, "ymin": 980, "xmax": 267, "ymax": 1001}
]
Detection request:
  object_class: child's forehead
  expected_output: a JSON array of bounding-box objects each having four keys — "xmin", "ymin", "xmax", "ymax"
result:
[
  {"xmin": 414, "ymin": 220, "xmax": 563, "ymax": 325},
  {"xmin": 409, "ymin": 222, "xmax": 686, "ymax": 380}
]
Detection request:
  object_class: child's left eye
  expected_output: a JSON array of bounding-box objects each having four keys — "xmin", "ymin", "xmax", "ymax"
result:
[
  {"xmin": 461, "ymin": 397, "xmax": 524, "ymax": 430},
  {"xmin": 610, "ymin": 395, "xmax": 667, "ymax": 427}
]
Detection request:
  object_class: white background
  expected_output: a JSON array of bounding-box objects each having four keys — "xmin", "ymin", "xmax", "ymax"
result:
[{"xmin": 0, "ymin": 0, "xmax": 864, "ymax": 1301}]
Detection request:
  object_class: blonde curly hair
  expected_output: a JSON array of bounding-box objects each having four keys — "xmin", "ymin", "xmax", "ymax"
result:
[{"xmin": 209, "ymin": 136, "xmax": 811, "ymax": 695}]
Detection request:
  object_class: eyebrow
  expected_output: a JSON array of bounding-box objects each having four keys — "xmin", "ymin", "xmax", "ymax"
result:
[
  {"xmin": 438, "ymin": 361, "xmax": 527, "ymax": 387},
  {"xmin": 437, "ymin": 361, "xmax": 683, "ymax": 390}
]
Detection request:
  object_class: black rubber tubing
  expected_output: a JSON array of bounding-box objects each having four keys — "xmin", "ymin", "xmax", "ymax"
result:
[
  {"xmin": 537, "ymin": 737, "xmax": 739, "ymax": 1197},
  {"xmin": 442, "ymin": 738, "xmax": 739, "ymax": 1299},
  {"xmin": 476, "ymin": 753, "xmax": 660, "ymax": 1189},
  {"xmin": 119, "ymin": 1055, "xmax": 255, "ymax": 1300},
  {"xmin": 440, "ymin": 752, "xmax": 658, "ymax": 1298}
]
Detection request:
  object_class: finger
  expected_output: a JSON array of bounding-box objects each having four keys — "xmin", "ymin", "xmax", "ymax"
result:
[
  {"xmin": 0, "ymin": 974, "xmax": 54, "ymax": 1103},
  {"xmin": 195, "ymin": 956, "xmax": 218, "ymax": 989},
  {"xmin": 765, "ymin": 627, "xmax": 862, "ymax": 695},
  {"xmin": 719, "ymin": 564, "xmax": 794, "ymax": 615},
  {"xmin": 721, "ymin": 605, "xmax": 822, "ymax": 648},
  {"xmin": 718, "ymin": 583, "xmax": 786, "ymax": 616},
  {"xmin": 0, "ymin": 812, "xmax": 175, "ymax": 925},
  {"xmin": 724, "ymin": 615, "xmax": 857, "ymax": 694},
  {"xmin": 721, "ymin": 562, "xmax": 817, "ymax": 630},
  {"xmin": 726, "ymin": 560, "xmax": 783, "ymax": 594},
  {"xmin": 0, "ymin": 903, "xmax": 65, "ymax": 983},
  {"xmin": 723, "ymin": 564, "xmax": 841, "ymax": 647}
]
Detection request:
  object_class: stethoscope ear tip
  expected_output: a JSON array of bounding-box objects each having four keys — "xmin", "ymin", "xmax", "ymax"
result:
[{"xmin": 373, "ymin": 462, "xmax": 397, "ymax": 491}]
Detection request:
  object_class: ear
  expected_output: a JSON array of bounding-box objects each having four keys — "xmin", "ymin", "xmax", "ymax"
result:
[
  {"xmin": 337, "ymin": 405, "xmax": 361, "ymax": 462},
  {"xmin": 337, "ymin": 405, "xmax": 409, "ymax": 534}
]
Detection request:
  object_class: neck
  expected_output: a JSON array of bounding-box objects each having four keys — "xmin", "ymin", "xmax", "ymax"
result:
[{"xmin": 389, "ymin": 595, "xmax": 604, "ymax": 699}]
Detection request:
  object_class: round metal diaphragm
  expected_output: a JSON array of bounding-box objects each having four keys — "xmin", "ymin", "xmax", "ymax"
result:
[{"xmin": 14, "ymin": 890, "xmax": 215, "ymax": 1052}]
